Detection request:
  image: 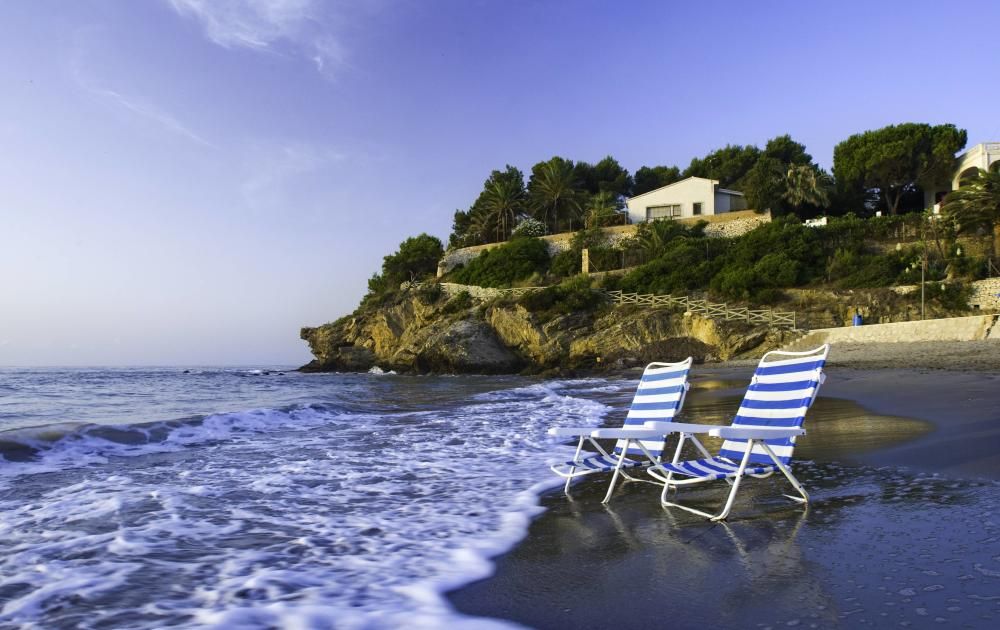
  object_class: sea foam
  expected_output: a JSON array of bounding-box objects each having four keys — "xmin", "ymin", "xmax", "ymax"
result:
[{"xmin": 0, "ymin": 377, "xmax": 614, "ymax": 628}]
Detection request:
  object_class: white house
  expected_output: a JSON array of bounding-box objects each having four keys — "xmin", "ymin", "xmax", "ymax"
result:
[
  {"xmin": 925, "ymin": 142, "xmax": 1000, "ymax": 210},
  {"xmin": 625, "ymin": 176, "xmax": 747, "ymax": 224}
]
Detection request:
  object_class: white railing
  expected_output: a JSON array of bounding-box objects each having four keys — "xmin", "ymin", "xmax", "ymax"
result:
[{"xmin": 605, "ymin": 290, "xmax": 797, "ymax": 329}]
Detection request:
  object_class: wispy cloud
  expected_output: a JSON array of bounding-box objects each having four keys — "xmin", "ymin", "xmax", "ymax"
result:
[
  {"xmin": 69, "ymin": 31, "xmax": 217, "ymax": 149},
  {"xmin": 168, "ymin": 0, "xmax": 348, "ymax": 77},
  {"xmin": 87, "ymin": 86, "xmax": 217, "ymax": 148}
]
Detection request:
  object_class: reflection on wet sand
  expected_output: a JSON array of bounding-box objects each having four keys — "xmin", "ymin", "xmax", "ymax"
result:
[
  {"xmin": 449, "ymin": 372, "xmax": 1000, "ymax": 629},
  {"xmin": 668, "ymin": 384, "xmax": 933, "ymax": 464},
  {"xmin": 450, "ymin": 462, "xmax": 1000, "ymax": 628}
]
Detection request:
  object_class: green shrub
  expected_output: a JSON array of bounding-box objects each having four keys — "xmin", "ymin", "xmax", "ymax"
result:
[
  {"xmin": 451, "ymin": 237, "xmax": 550, "ymax": 287},
  {"xmin": 930, "ymin": 282, "xmax": 973, "ymax": 311},
  {"xmin": 828, "ymin": 247, "xmax": 908, "ymax": 288},
  {"xmin": 416, "ymin": 282, "xmax": 443, "ymax": 303},
  {"xmin": 441, "ymin": 290, "xmax": 473, "ymax": 314},
  {"xmin": 519, "ymin": 275, "xmax": 605, "ymax": 319},
  {"xmin": 570, "ymin": 226, "xmax": 609, "ymax": 251},
  {"xmin": 549, "ymin": 250, "xmax": 579, "ymax": 277}
]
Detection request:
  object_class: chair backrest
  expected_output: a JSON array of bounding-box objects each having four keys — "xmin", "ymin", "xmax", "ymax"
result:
[
  {"xmin": 614, "ymin": 357, "xmax": 693, "ymax": 458},
  {"xmin": 718, "ymin": 344, "xmax": 829, "ymax": 466}
]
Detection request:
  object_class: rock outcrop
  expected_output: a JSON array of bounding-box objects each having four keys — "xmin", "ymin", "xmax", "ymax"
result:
[{"xmin": 300, "ymin": 288, "xmax": 800, "ymax": 374}]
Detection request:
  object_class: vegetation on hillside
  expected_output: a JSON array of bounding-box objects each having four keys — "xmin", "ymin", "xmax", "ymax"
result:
[{"xmin": 359, "ymin": 121, "xmax": 992, "ymax": 316}]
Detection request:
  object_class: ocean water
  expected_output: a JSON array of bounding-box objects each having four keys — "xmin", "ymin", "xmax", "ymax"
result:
[{"xmin": 0, "ymin": 367, "xmax": 627, "ymax": 628}]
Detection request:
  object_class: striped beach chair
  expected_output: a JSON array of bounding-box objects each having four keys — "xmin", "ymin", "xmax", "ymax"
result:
[
  {"xmin": 644, "ymin": 345, "xmax": 829, "ymax": 520},
  {"xmin": 548, "ymin": 357, "xmax": 692, "ymax": 503}
]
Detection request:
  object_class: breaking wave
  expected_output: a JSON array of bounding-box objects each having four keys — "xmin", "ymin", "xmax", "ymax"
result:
[{"xmin": 0, "ymin": 375, "xmax": 615, "ymax": 628}]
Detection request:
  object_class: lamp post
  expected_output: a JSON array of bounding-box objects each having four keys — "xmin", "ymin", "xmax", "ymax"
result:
[
  {"xmin": 921, "ymin": 250, "xmax": 925, "ymax": 320},
  {"xmin": 920, "ymin": 218, "xmax": 926, "ymax": 321}
]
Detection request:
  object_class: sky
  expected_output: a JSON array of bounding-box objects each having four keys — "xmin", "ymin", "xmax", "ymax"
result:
[{"xmin": 1, "ymin": 0, "xmax": 999, "ymax": 366}]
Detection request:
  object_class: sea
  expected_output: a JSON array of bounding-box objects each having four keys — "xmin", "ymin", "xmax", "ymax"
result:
[{"xmin": 0, "ymin": 366, "xmax": 627, "ymax": 629}]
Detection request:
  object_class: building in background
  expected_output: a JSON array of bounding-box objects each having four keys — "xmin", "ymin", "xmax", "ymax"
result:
[
  {"xmin": 926, "ymin": 142, "xmax": 1000, "ymax": 210},
  {"xmin": 625, "ymin": 176, "xmax": 747, "ymax": 224}
]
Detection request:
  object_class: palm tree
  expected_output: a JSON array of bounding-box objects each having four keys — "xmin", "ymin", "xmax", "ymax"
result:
[
  {"xmin": 584, "ymin": 191, "xmax": 619, "ymax": 228},
  {"xmin": 529, "ymin": 159, "xmax": 583, "ymax": 234},
  {"xmin": 941, "ymin": 167, "xmax": 1000, "ymax": 258},
  {"xmin": 480, "ymin": 177, "xmax": 526, "ymax": 242},
  {"xmin": 783, "ymin": 164, "xmax": 831, "ymax": 208},
  {"xmin": 635, "ymin": 218, "xmax": 688, "ymax": 261},
  {"xmin": 466, "ymin": 208, "xmax": 494, "ymax": 245}
]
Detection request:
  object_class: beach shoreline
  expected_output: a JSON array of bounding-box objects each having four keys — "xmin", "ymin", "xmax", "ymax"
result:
[{"xmin": 447, "ymin": 341, "xmax": 1000, "ymax": 628}]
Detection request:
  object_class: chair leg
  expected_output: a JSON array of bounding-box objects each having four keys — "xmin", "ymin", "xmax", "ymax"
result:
[
  {"xmin": 661, "ymin": 445, "xmax": 753, "ymax": 521},
  {"xmin": 563, "ymin": 436, "xmax": 587, "ymax": 494},
  {"xmin": 711, "ymin": 446, "xmax": 753, "ymax": 521},
  {"xmin": 602, "ymin": 439, "xmax": 630, "ymax": 504},
  {"xmin": 760, "ymin": 442, "xmax": 809, "ymax": 504}
]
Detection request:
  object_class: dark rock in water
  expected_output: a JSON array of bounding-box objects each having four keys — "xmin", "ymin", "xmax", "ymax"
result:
[
  {"xmin": 299, "ymin": 343, "xmax": 377, "ymax": 373},
  {"xmin": 183, "ymin": 370, "xmax": 191, "ymax": 374}
]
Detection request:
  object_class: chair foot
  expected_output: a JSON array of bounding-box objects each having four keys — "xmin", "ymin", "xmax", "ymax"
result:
[{"xmin": 782, "ymin": 493, "xmax": 808, "ymax": 504}]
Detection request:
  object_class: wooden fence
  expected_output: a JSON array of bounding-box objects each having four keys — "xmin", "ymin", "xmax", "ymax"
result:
[{"xmin": 605, "ymin": 290, "xmax": 797, "ymax": 329}]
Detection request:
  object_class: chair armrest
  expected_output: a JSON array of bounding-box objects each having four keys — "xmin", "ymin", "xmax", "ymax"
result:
[
  {"xmin": 642, "ymin": 421, "xmax": 726, "ymax": 434},
  {"xmin": 709, "ymin": 426, "xmax": 805, "ymax": 440},
  {"xmin": 547, "ymin": 427, "xmax": 599, "ymax": 438},
  {"xmin": 590, "ymin": 427, "xmax": 670, "ymax": 439}
]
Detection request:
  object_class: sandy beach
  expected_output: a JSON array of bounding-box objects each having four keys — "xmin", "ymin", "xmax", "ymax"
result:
[{"xmin": 448, "ymin": 340, "xmax": 1000, "ymax": 628}]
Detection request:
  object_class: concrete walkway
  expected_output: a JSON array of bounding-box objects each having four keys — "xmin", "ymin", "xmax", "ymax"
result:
[{"xmin": 787, "ymin": 314, "xmax": 1000, "ymax": 350}]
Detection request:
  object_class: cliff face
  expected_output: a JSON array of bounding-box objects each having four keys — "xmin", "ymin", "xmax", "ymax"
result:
[{"xmin": 299, "ymin": 289, "xmax": 797, "ymax": 374}]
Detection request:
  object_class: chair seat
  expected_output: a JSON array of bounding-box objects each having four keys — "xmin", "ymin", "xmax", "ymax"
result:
[
  {"xmin": 658, "ymin": 457, "xmax": 777, "ymax": 480},
  {"xmin": 564, "ymin": 453, "xmax": 647, "ymax": 472}
]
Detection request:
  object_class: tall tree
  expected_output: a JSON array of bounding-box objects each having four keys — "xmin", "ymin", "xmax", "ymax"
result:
[
  {"xmin": 379, "ymin": 234, "xmax": 444, "ymax": 286},
  {"xmin": 479, "ymin": 173, "xmax": 527, "ymax": 242},
  {"xmin": 633, "ymin": 165, "xmax": 681, "ymax": 195},
  {"xmin": 941, "ymin": 167, "xmax": 1000, "ymax": 258},
  {"xmin": 528, "ymin": 157, "xmax": 584, "ymax": 233},
  {"xmin": 683, "ymin": 144, "xmax": 761, "ymax": 189},
  {"xmin": 584, "ymin": 191, "xmax": 620, "ymax": 228},
  {"xmin": 784, "ymin": 164, "xmax": 832, "ymax": 209},
  {"xmin": 762, "ymin": 134, "xmax": 813, "ymax": 166},
  {"xmin": 449, "ymin": 165, "xmax": 526, "ymax": 246},
  {"xmin": 833, "ymin": 123, "xmax": 967, "ymax": 215},
  {"xmin": 742, "ymin": 157, "xmax": 787, "ymax": 213},
  {"xmin": 592, "ymin": 155, "xmax": 633, "ymax": 197},
  {"xmin": 448, "ymin": 209, "xmax": 474, "ymax": 248}
]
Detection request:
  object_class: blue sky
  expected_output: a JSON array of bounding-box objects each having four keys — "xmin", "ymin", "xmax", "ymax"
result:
[{"xmin": 1, "ymin": 0, "xmax": 999, "ymax": 366}]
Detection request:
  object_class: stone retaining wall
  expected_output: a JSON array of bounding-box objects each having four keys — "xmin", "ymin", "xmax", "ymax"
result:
[
  {"xmin": 970, "ymin": 277, "xmax": 1000, "ymax": 309},
  {"xmin": 403, "ymin": 281, "xmax": 542, "ymax": 301},
  {"xmin": 793, "ymin": 315, "xmax": 998, "ymax": 347},
  {"xmin": 437, "ymin": 210, "xmax": 772, "ymax": 276}
]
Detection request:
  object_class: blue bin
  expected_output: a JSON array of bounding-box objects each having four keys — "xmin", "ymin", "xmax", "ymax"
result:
[{"xmin": 852, "ymin": 313, "xmax": 863, "ymax": 326}]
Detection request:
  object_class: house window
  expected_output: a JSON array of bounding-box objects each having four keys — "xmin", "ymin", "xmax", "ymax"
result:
[
  {"xmin": 646, "ymin": 204, "xmax": 682, "ymax": 221},
  {"xmin": 692, "ymin": 202, "xmax": 703, "ymax": 215}
]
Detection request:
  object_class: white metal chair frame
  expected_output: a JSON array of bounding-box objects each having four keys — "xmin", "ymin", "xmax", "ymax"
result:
[
  {"xmin": 590, "ymin": 345, "xmax": 828, "ymax": 520},
  {"xmin": 548, "ymin": 358, "xmax": 693, "ymax": 504}
]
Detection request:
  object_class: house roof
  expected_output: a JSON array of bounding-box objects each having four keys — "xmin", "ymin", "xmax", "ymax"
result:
[{"xmin": 626, "ymin": 176, "xmax": 744, "ymax": 201}]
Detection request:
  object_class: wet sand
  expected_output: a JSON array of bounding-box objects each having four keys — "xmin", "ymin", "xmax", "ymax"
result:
[{"xmin": 448, "ymin": 342, "xmax": 1000, "ymax": 629}]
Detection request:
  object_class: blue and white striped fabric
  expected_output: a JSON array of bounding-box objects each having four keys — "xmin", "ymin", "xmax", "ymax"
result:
[
  {"xmin": 656, "ymin": 347, "xmax": 827, "ymax": 480},
  {"xmin": 717, "ymin": 350, "xmax": 826, "ymax": 466},
  {"xmin": 563, "ymin": 361, "xmax": 691, "ymax": 471},
  {"xmin": 566, "ymin": 453, "xmax": 647, "ymax": 471},
  {"xmin": 654, "ymin": 457, "xmax": 776, "ymax": 480},
  {"xmin": 614, "ymin": 362, "xmax": 691, "ymax": 458}
]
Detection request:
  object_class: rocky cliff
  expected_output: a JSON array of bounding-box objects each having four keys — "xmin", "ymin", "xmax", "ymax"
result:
[{"xmin": 299, "ymin": 287, "xmax": 798, "ymax": 374}]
